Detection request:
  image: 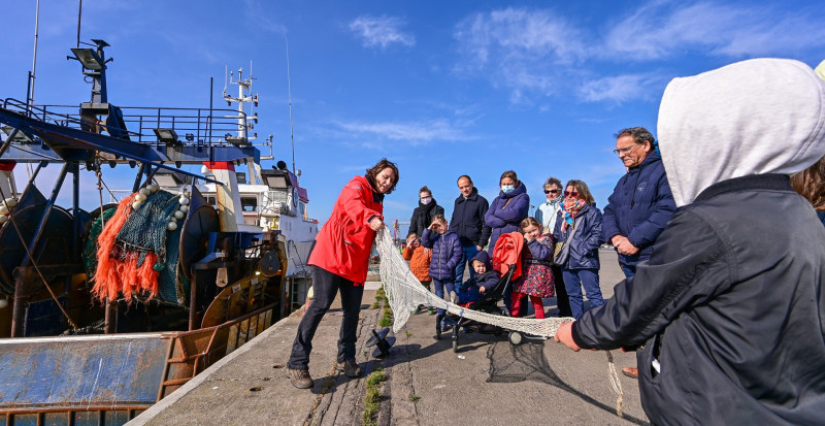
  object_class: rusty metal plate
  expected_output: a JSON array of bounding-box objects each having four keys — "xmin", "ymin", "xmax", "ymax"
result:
[
  {"xmin": 0, "ymin": 333, "xmax": 168, "ymax": 410},
  {"xmin": 200, "ymin": 275, "xmax": 265, "ymax": 328}
]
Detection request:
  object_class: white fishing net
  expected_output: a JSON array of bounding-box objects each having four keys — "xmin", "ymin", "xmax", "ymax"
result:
[
  {"xmin": 375, "ymin": 229, "xmax": 574, "ymax": 336},
  {"xmin": 375, "ymin": 228, "xmax": 624, "ymax": 417}
]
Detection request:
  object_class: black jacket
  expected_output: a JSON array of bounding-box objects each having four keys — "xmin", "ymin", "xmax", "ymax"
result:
[
  {"xmin": 572, "ymin": 175, "xmax": 825, "ymax": 426},
  {"xmin": 450, "ymin": 188, "xmax": 492, "ymax": 248},
  {"xmin": 602, "ymin": 151, "xmax": 676, "ymax": 266},
  {"xmin": 408, "ymin": 202, "xmax": 444, "ymax": 238}
]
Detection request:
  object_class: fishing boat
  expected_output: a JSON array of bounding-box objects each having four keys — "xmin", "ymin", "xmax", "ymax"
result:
[{"xmin": 0, "ymin": 38, "xmax": 315, "ymax": 425}]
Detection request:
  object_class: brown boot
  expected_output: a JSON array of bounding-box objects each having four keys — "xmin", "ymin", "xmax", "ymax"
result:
[
  {"xmin": 621, "ymin": 367, "xmax": 638, "ymax": 379},
  {"xmin": 336, "ymin": 359, "xmax": 362, "ymax": 378},
  {"xmin": 288, "ymin": 368, "xmax": 314, "ymax": 389}
]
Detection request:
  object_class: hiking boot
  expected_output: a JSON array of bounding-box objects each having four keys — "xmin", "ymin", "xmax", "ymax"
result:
[
  {"xmin": 288, "ymin": 368, "xmax": 313, "ymax": 389},
  {"xmin": 337, "ymin": 359, "xmax": 362, "ymax": 378}
]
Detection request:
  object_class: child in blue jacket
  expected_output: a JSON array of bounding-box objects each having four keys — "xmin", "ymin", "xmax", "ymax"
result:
[
  {"xmin": 421, "ymin": 214, "xmax": 462, "ymax": 333},
  {"xmin": 457, "ymin": 251, "xmax": 500, "ymax": 305}
]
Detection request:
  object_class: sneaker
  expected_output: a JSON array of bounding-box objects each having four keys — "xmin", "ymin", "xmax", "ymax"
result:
[
  {"xmin": 288, "ymin": 368, "xmax": 313, "ymax": 389},
  {"xmin": 427, "ymin": 307, "xmax": 436, "ymax": 315},
  {"xmin": 337, "ymin": 359, "xmax": 362, "ymax": 378},
  {"xmin": 449, "ymin": 291, "xmax": 458, "ymax": 304}
]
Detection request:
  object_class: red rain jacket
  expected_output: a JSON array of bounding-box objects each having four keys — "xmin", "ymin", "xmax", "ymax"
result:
[
  {"xmin": 492, "ymin": 231, "xmax": 524, "ymax": 280},
  {"xmin": 308, "ymin": 175, "xmax": 383, "ymax": 284}
]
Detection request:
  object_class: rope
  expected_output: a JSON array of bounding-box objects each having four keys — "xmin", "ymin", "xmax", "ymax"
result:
[
  {"xmin": 374, "ymin": 228, "xmax": 624, "ymax": 417},
  {"xmin": 0, "ymin": 184, "xmax": 79, "ymax": 330},
  {"xmin": 606, "ymin": 350, "xmax": 624, "ymax": 417}
]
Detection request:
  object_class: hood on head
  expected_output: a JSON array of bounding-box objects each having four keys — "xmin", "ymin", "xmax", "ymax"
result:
[
  {"xmin": 657, "ymin": 58, "xmax": 825, "ymax": 207},
  {"xmin": 470, "ymin": 250, "xmax": 492, "ymax": 271}
]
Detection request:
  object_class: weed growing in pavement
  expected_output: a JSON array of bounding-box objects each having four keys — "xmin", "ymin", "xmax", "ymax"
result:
[
  {"xmin": 362, "ymin": 367, "xmax": 387, "ymax": 426},
  {"xmin": 410, "ymin": 395, "xmax": 421, "ymax": 402},
  {"xmin": 405, "ymin": 331, "xmax": 412, "ymax": 338}
]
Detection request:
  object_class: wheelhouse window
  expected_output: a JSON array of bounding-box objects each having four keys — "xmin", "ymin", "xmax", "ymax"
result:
[{"xmin": 241, "ymin": 197, "xmax": 258, "ymax": 212}]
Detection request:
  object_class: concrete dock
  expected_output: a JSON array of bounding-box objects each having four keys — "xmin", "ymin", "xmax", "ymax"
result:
[{"xmin": 127, "ymin": 250, "xmax": 649, "ymax": 426}]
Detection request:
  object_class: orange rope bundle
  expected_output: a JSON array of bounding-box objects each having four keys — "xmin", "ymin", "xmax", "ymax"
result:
[{"xmin": 91, "ymin": 194, "xmax": 161, "ymax": 304}]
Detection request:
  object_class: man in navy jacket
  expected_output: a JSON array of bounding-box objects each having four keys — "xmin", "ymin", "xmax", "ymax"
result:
[
  {"xmin": 602, "ymin": 127, "xmax": 675, "ymax": 280},
  {"xmin": 450, "ymin": 175, "xmax": 491, "ymax": 300}
]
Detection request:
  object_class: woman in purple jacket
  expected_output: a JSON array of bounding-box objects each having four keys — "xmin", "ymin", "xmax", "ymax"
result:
[
  {"xmin": 484, "ymin": 170, "xmax": 530, "ymax": 254},
  {"xmin": 421, "ymin": 215, "xmax": 462, "ymax": 335}
]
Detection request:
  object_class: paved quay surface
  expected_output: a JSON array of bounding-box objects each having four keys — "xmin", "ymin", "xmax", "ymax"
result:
[{"xmin": 128, "ymin": 250, "xmax": 649, "ymax": 426}]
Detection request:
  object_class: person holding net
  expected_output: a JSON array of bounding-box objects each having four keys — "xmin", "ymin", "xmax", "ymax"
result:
[{"xmin": 286, "ymin": 159, "xmax": 399, "ymax": 390}]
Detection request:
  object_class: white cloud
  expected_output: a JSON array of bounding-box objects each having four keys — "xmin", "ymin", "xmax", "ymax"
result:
[
  {"xmin": 349, "ymin": 15, "xmax": 415, "ymax": 49},
  {"xmin": 454, "ymin": 8, "xmax": 586, "ymax": 101},
  {"xmin": 335, "ymin": 119, "xmax": 474, "ymax": 145},
  {"xmin": 603, "ymin": 2, "xmax": 825, "ymax": 60},
  {"xmin": 578, "ymin": 73, "xmax": 661, "ymax": 103},
  {"xmin": 454, "ymin": 3, "xmax": 825, "ymax": 106}
]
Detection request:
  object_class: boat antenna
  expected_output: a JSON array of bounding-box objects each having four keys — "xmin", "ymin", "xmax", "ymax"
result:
[
  {"xmin": 29, "ymin": 0, "xmax": 42, "ymax": 108},
  {"xmin": 76, "ymin": 0, "xmax": 82, "ymax": 48},
  {"xmin": 223, "ymin": 65, "xmax": 228, "ymax": 98},
  {"xmin": 285, "ymin": 35, "xmax": 296, "ymax": 175}
]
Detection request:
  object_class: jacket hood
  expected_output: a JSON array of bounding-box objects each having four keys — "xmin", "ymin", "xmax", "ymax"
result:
[
  {"xmin": 499, "ymin": 181, "xmax": 527, "ymax": 199},
  {"xmin": 658, "ymin": 58, "xmax": 825, "ymax": 207},
  {"xmin": 361, "ymin": 174, "xmax": 385, "ymax": 204},
  {"xmin": 470, "ymin": 250, "xmax": 492, "ymax": 271}
]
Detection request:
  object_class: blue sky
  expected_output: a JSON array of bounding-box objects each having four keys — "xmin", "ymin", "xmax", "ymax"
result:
[{"xmin": 2, "ymin": 0, "xmax": 824, "ymax": 231}]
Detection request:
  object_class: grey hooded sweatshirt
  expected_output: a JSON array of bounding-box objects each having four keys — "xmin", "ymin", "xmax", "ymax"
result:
[{"xmin": 571, "ymin": 58, "xmax": 825, "ymax": 426}]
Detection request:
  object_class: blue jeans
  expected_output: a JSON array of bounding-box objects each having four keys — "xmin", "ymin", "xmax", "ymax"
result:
[
  {"xmin": 562, "ymin": 268, "xmax": 603, "ymax": 320},
  {"xmin": 288, "ymin": 267, "xmax": 365, "ymax": 370},
  {"xmin": 431, "ymin": 277, "xmax": 455, "ymax": 319},
  {"xmin": 453, "ymin": 245, "xmax": 479, "ymax": 300},
  {"xmin": 620, "ymin": 263, "xmax": 636, "ymax": 280}
]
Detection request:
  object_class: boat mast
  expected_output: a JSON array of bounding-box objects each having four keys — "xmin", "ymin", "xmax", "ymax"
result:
[
  {"xmin": 286, "ymin": 36, "xmax": 296, "ymax": 175},
  {"xmin": 29, "ymin": 0, "xmax": 41, "ymax": 108}
]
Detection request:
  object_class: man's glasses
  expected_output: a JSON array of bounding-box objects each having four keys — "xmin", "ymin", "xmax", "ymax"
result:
[
  {"xmin": 612, "ymin": 145, "xmax": 637, "ymax": 155},
  {"xmin": 564, "ymin": 191, "xmax": 579, "ymax": 197},
  {"xmin": 544, "ymin": 189, "xmax": 560, "ymax": 194}
]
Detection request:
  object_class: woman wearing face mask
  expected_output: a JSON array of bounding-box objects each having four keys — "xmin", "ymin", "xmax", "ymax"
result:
[
  {"xmin": 484, "ymin": 170, "xmax": 530, "ymax": 255},
  {"xmin": 553, "ymin": 179, "xmax": 605, "ymax": 320},
  {"xmin": 485, "ymin": 171, "xmax": 530, "ymax": 316},
  {"xmin": 408, "ymin": 186, "xmax": 445, "ymax": 239}
]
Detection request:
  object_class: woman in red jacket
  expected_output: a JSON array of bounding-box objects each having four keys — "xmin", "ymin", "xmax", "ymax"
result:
[{"xmin": 287, "ymin": 159, "xmax": 399, "ymax": 389}]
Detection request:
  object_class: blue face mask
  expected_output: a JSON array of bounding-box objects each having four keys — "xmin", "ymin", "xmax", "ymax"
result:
[{"xmin": 501, "ymin": 185, "xmax": 515, "ymax": 194}]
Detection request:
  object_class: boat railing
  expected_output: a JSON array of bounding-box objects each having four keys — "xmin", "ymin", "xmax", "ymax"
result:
[{"xmin": 2, "ymin": 97, "xmax": 255, "ymax": 146}]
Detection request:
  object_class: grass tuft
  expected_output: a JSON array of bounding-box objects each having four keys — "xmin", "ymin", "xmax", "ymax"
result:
[{"xmin": 362, "ymin": 367, "xmax": 388, "ymax": 426}]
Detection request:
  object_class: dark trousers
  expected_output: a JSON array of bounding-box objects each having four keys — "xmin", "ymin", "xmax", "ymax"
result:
[
  {"xmin": 552, "ymin": 265, "xmax": 572, "ymax": 317},
  {"xmin": 287, "ymin": 266, "xmax": 365, "ymax": 370},
  {"xmin": 620, "ymin": 263, "xmax": 636, "ymax": 280}
]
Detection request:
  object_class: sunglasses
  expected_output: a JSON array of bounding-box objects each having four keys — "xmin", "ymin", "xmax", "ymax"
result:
[
  {"xmin": 544, "ymin": 189, "xmax": 560, "ymax": 194},
  {"xmin": 564, "ymin": 191, "xmax": 579, "ymax": 197}
]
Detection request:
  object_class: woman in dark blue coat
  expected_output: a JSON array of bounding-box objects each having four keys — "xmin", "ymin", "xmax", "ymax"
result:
[
  {"xmin": 553, "ymin": 179, "xmax": 604, "ymax": 319},
  {"xmin": 484, "ymin": 170, "xmax": 530, "ymax": 254}
]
